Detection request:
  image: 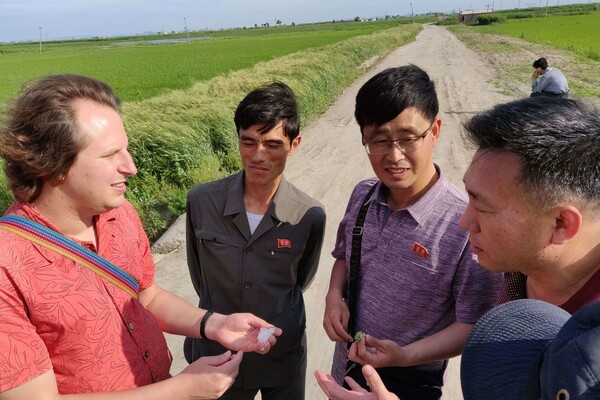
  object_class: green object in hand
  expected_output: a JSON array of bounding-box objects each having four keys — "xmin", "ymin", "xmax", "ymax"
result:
[{"xmin": 354, "ymin": 331, "xmax": 364, "ymax": 342}]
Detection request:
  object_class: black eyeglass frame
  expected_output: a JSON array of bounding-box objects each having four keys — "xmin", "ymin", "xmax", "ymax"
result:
[{"xmin": 362, "ymin": 120, "xmax": 435, "ymax": 155}]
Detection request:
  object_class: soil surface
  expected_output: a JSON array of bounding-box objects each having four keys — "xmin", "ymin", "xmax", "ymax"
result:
[{"xmin": 153, "ymin": 24, "xmax": 517, "ymax": 399}]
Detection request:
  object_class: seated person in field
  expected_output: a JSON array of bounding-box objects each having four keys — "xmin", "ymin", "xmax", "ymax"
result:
[{"xmin": 530, "ymin": 57, "xmax": 569, "ymax": 98}]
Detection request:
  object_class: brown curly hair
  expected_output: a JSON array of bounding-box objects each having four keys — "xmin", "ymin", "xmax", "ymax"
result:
[{"xmin": 0, "ymin": 74, "xmax": 121, "ymax": 202}]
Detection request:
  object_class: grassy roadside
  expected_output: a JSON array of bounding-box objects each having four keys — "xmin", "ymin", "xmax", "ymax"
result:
[
  {"xmin": 447, "ymin": 24, "xmax": 600, "ymax": 103},
  {"xmin": 109, "ymin": 24, "xmax": 421, "ymax": 240}
]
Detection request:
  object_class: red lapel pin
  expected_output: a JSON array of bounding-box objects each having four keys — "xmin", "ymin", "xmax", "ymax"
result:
[
  {"xmin": 277, "ymin": 238, "xmax": 292, "ymax": 249},
  {"xmin": 412, "ymin": 242, "xmax": 429, "ymax": 258}
]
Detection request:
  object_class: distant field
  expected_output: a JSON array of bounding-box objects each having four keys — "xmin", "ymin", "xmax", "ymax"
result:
[
  {"xmin": 0, "ymin": 21, "xmax": 424, "ymax": 240},
  {"xmin": 0, "ymin": 19, "xmax": 430, "ymax": 105},
  {"xmin": 473, "ymin": 12, "xmax": 600, "ymax": 60}
]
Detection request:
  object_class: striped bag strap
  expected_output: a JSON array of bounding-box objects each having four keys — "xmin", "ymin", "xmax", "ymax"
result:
[{"xmin": 0, "ymin": 214, "xmax": 139, "ymax": 300}]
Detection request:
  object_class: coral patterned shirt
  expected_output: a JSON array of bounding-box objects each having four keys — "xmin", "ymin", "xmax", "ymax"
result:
[{"xmin": 0, "ymin": 201, "xmax": 172, "ymax": 393}]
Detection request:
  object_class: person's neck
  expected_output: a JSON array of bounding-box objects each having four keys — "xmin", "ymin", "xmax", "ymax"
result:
[
  {"xmin": 32, "ymin": 189, "xmax": 97, "ymax": 245},
  {"xmin": 386, "ymin": 164, "xmax": 439, "ymax": 211},
  {"xmin": 527, "ymin": 247, "xmax": 600, "ymax": 306},
  {"xmin": 243, "ymin": 177, "xmax": 281, "ymax": 215}
]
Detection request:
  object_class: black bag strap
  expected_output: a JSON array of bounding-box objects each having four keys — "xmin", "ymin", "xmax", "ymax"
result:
[{"xmin": 347, "ymin": 182, "xmax": 378, "ymax": 336}]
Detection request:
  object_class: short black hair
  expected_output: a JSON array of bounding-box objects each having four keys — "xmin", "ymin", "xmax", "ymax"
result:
[
  {"xmin": 533, "ymin": 57, "xmax": 548, "ymax": 70},
  {"xmin": 463, "ymin": 97, "xmax": 600, "ymax": 210},
  {"xmin": 234, "ymin": 81, "xmax": 300, "ymax": 142},
  {"xmin": 355, "ymin": 65, "xmax": 438, "ymax": 133}
]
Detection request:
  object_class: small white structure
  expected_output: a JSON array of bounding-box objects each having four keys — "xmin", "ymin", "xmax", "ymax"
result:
[{"xmin": 459, "ymin": 9, "xmax": 496, "ymax": 23}]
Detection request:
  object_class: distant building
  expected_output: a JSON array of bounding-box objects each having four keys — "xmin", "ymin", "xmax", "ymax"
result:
[{"xmin": 459, "ymin": 9, "xmax": 495, "ymax": 23}]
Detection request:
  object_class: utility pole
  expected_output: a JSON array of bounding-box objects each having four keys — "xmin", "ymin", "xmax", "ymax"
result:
[
  {"xmin": 410, "ymin": 2, "xmax": 414, "ymax": 23},
  {"xmin": 545, "ymin": 0, "xmax": 549, "ymax": 18},
  {"xmin": 39, "ymin": 27, "xmax": 42, "ymax": 53},
  {"xmin": 184, "ymin": 17, "xmax": 190, "ymax": 43}
]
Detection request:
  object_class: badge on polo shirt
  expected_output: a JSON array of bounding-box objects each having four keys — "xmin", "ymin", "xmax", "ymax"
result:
[
  {"xmin": 412, "ymin": 242, "xmax": 429, "ymax": 258},
  {"xmin": 277, "ymin": 238, "xmax": 292, "ymax": 249}
]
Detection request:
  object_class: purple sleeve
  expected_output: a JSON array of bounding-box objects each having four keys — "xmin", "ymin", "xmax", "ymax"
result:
[{"xmin": 331, "ymin": 180, "xmax": 376, "ymax": 261}]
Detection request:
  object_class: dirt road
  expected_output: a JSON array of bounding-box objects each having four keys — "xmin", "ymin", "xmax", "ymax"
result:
[{"xmin": 154, "ymin": 24, "xmax": 515, "ymax": 399}]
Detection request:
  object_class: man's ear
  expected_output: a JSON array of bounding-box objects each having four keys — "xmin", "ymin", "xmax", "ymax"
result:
[
  {"xmin": 288, "ymin": 135, "xmax": 301, "ymax": 155},
  {"xmin": 550, "ymin": 205, "xmax": 582, "ymax": 245},
  {"xmin": 430, "ymin": 117, "xmax": 442, "ymax": 142}
]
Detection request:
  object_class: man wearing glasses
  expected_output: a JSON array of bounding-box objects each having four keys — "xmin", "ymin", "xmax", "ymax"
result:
[
  {"xmin": 321, "ymin": 65, "xmax": 501, "ymax": 399},
  {"xmin": 184, "ymin": 82, "xmax": 326, "ymax": 400}
]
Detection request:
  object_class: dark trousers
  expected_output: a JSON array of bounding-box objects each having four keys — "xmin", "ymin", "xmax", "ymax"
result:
[
  {"xmin": 530, "ymin": 91, "xmax": 568, "ymax": 98},
  {"xmin": 344, "ymin": 362, "xmax": 447, "ymax": 400}
]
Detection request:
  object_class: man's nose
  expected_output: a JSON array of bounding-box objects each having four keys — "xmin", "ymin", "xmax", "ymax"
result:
[{"xmin": 386, "ymin": 142, "xmax": 406, "ymax": 161}]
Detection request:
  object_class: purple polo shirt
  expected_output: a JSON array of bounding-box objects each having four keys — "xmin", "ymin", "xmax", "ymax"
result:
[{"xmin": 331, "ymin": 168, "xmax": 502, "ymax": 382}]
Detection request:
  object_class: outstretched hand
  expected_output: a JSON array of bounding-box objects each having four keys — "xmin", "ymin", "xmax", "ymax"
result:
[
  {"xmin": 206, "ymin": 312, "xmax": 282, "ymax": 354},
  {"xmin": 314, "ymin": 365, "xmax": 400, "ymax": 400}
]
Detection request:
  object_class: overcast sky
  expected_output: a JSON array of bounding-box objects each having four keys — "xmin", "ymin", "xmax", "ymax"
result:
[{"xmin": 0, "ymin": 0, "xmax": 585, "ymax": 42}]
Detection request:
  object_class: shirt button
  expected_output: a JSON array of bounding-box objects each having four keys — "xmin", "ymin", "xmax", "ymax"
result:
[
  {"xmin": 128, "ymin": 322, "xmax": 134, "ymax": 330},
  {"xmin": 144, "ymin": 350, "xmax": 150, "ymax": 358},
  {"xmin": 245, "ymin": 247, "xmax": 254, "ymax": 255},
  {"xmin": 243, "ymin": 281, "xmax": 252, "ymax": 289}
]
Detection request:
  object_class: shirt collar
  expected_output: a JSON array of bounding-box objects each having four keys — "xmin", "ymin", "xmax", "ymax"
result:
[
  {"xmin": 374, "ymin": 164, "xmax": 448, "ymax": 225},
  {"xmin": 223, "ymin": 171, "xmax": 246, "ymax": 216},
  {"xmin": 223, "ymin": 171, "xmax": 291, "ymax": 223}
]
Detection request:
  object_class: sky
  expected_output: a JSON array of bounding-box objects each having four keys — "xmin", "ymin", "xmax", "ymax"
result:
[{"xmin": 0, "ymin": 0, "xmax": 587, "ymax": 43}]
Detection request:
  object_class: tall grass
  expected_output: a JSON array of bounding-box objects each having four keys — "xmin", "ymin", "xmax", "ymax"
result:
[{"xmin": 124, "ymin": 24, "xmax": 421, "ymax": 239}]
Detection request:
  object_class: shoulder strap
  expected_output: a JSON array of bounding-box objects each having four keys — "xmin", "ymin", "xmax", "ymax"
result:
[
  {"xmin": 347, "ymin": 183, "xmax": 378, "ymax": 336},
  {"xmin": 0, "ymin": 215, "xmax": 139, "ymax": 300}
]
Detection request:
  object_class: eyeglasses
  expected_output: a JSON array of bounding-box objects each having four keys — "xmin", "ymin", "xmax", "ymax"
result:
[{"xmin": 363, "ymin": 121, "xmax": 435, "ymax": 155}]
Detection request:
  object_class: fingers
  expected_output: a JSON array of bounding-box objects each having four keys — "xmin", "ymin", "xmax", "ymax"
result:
[
  {"xmin": 323, "ymin": 312, "xmax": 353, "ymax": 342},
  {"xmin": 256, "ymin": 326, "xmax": 281, "ymax": 353},
  {"xmin": 362, "ymin": 365, "xmax": 398, "ymax": 399},
  {"xmin": 209, "ymin": 352, "xmax": 242, "ymax": 398},
  {"xmin": 348, "ymin": 341, "xmax": 360, "ymax": 361},
  {"xmin": 362, "ymin": 333, "xmax": 381, "ymax": 347},
  {"xmin": 247, "ymin": 314, "xmax": 282, "ymax": 335},
  {"xmin": 226, "ymin": 350, "xmax": 243, "ymax": 370},
  {"xmin": 352, "ymin": 334, "xmax": 380, "ymax": 366},
  {"xmin": 206, "ymin": 350, "xmax": 234, "ymax": 367},
  {"xmin": 334, "ymin": 319, "xmax": 353, "ymax": 342},
  {"xmin": 323, "ymin": 299, "xmax": 354, "ymax": 342},
  {"xmin": 315, "ymin": 370, "xmax": 360, "ymax": 400},
  {"xmin": 257, "ymin": 344, "xmax": 270, "ymax": 354},
  {"xmin": 344, "ymin": 375, "xmax": 368, "ymax": 393},
  {"xmin": 199, "ymin": 350, "xmax": 242, "ymax": 370},
  {"xmin": 213, "ymin": 351, "xmax": 243, "ymax": 377},
  {"xmin": 323, "ymin": 317, "xmax": 341, "ymax": 341},
  {"xmin": 314, "ymin": 369, "xmax": 332, "ymax": 397}
]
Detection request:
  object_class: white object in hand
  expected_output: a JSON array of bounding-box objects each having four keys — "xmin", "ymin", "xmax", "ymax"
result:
[{"xmin": 257, "ymin": 327, "xmax": 276, "ymax": 344}]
